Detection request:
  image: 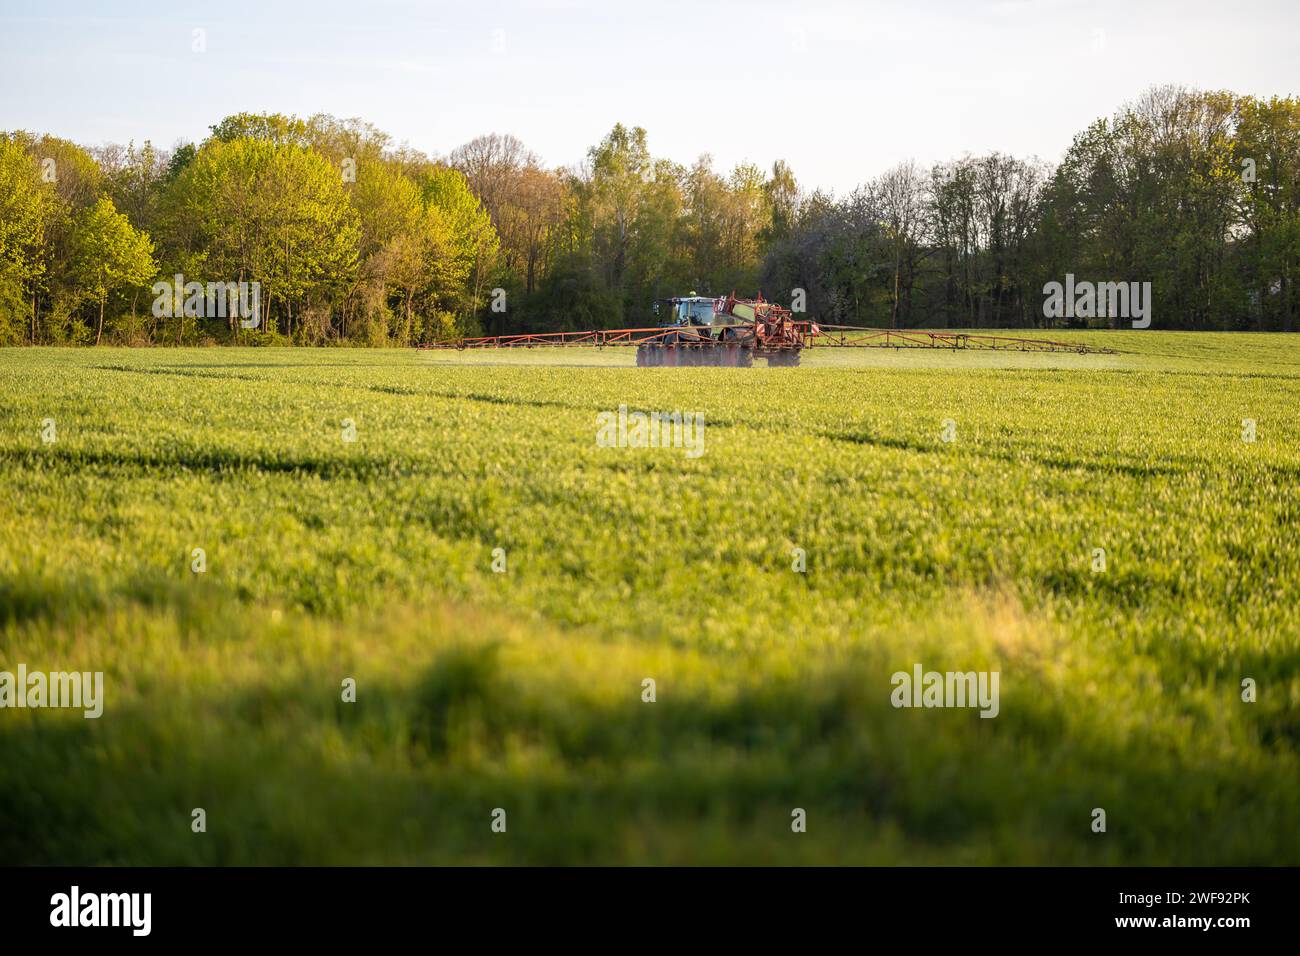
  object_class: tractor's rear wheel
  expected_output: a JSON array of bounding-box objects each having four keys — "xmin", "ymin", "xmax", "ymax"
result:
[{"xmin": 765, "ymin": 350, "xmax": 801, "ymax": 367}]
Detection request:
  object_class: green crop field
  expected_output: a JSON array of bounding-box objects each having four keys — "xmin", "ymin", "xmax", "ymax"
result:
[{"xmin": 1, "ymin": 331, "xmax": 1298, "ymax": 865}]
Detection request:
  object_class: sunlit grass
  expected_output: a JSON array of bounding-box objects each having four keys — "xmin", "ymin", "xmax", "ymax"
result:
[{"xmin": 1, "ymin": 335, "xmax": 1297, "ymax": 864}]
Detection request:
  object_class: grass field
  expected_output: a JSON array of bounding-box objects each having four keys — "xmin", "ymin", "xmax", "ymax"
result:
[{"xmin": 1, "ymin": 331, "xmax": 1298, "ymax": 865}]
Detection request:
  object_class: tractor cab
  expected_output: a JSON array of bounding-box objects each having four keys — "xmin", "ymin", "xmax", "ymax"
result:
[{"xmin": 653, "ymin": 293, "xmax": 719, "ymax": 331}]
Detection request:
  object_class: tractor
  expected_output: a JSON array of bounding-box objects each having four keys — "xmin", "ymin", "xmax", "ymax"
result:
[
  {"xmin": 423, "ymin": 297, "xmax": 1111, "ymax": 359},
  {"xmin": 636, "ymin": 292, "xmax": 806, "ymax": 366}
]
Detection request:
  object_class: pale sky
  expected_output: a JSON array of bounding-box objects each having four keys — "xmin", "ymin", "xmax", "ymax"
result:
[{"xmin": 1, "ymin": 0, "xmax": 1297, "ymax": 194}]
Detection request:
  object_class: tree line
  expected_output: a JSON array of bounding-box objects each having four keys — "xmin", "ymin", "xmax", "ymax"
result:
[{"xmin": 1, "ymin": 84, "xmax": 1297, "ymax": 346}]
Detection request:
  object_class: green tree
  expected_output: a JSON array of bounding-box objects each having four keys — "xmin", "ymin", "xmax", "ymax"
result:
[
  {"xmin": 165, "ymin": 137, "xmax": 359, "ymax": 338},
  {"xmin": 421, "ymin": 167, "xmax": 498, "ymax": 335},
  {"xmin": 209, "ymin": 112, "xmax": 310, "ymax": 146},
  {"xmin": 586, "ymin": 124, "xmax": 654, "ymax": 301},
  {"xmin": 764, "ymin": 159, "xmax": 800, "ymax": 246},
  {"xmin": 0, "ymin": 136, "xmax": 56, "ymax": 343},
  {"xmin": 70, "ymin": 195, "xmax": 156, "ymax": 344},
  {"xmin": 1235, "ymin": 95, "xmax": 1300, "ymax": 330}
]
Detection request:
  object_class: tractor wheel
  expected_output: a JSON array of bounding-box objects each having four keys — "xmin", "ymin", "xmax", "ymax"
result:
[
  {"xmin": 636, "ymin": 345, "xmax": 647, "ymax": 367},
  {"xmin": 737, "ymin": 348, "xmax": 754, "ymax": 368},
  {"xmin": 766, "ymin": 350, "xmax": 800, "ymax": 367}
]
